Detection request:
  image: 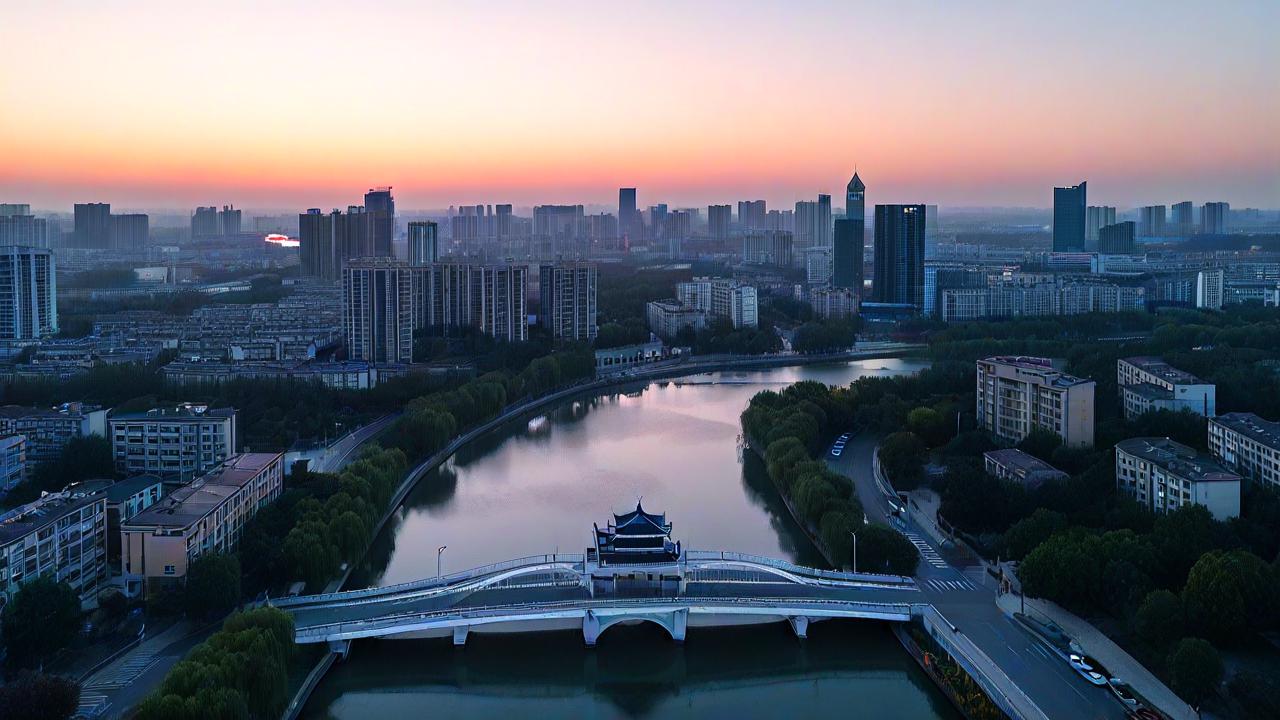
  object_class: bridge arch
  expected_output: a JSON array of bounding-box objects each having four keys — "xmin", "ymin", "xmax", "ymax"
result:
[{"xmin": 583, "ymin": 608, "xmax": 688, "ymax": 646}]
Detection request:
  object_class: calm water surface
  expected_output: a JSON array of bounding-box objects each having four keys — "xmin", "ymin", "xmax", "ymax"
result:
[{"xmin": 307, "ymin": 358, "xmax": 958, "ymax": 720}]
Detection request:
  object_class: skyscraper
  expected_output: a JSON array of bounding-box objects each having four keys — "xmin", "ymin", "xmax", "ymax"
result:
[
  {"xmin": 1140, "ymin": 205, "xmax": 1167, "ymax": 237},
  {"xmin": 74, "ymin": 203, "xmax": 111, "ymax": 248},
  {"xmin": 495, "ymin": 204, "xmax": 513, "ymax": 239},
  {"xmin": 335, "ymin": 206, "xmax": 371, "ymax": 262},
  {"xmin": 0, "ymin": 246, "xmax": 57, "ymax": 339},
  {"xmin": 219, "ymin": 205, "xmax": 242, "ymax": 236},
  {"xmin": 832, "ymin": 219, "xmax": 863, "ymax": 292},
  {"xmin": 0, "ymin": 204, "xmax": 31, "ymax": 218},
  {"xmin": 364, "ymin": 187, "xmax": 395, "ymax": 256},
  {"xmin": 708, "ymin": 205, "xmax": 731, "ymax": 241},
  {"xmin": 817, "ymin": 194, "xmax": 832, "ymax": 247},
  {"xmin": 1085, "ymin": 206, "xmax": 1116, "ymax": 246},
  {"xmin": 1052, "ymin": 182, "xmax": 1086, "ymax": 252},
  {"xmin": 299, "ymin": 209, "xmax": 335, "ymax": 280},
  {"xmin": 1201, "ymin": 202, "xmax": 1229, "ymax": 234},
  {"xmin": 872, "ymin": 204, "xmax": 926, "ymax": 309},
  {"xmin": 407, "ymin": 221, "xmax": 439, "ymax": 266},
  {"xmin": 343, "ymin": 258, "xmax": 413, "ymax": 364},
  {"xmin": 619, "ymin": 188, "xmax": 637, "ymax": 240}
]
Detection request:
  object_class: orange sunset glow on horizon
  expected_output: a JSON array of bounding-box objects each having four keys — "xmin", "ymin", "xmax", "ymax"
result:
[{"xmin": 2, "ymin": 0, "xmax": 1277, "ymax": 211}]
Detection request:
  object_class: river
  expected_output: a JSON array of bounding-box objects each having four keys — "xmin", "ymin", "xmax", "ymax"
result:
[{"xmin": 305, "ymin": 357, "xmax": 960, "ymax": 720}]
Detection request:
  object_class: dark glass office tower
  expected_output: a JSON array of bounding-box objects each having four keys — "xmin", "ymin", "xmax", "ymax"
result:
[
  {"xmin": 618, "ymin": 188, "xmax": 637, "ymax": 239},
  {"xmin": 1052, "ymin": 181, "xmax": 1086, "ymax": 252},
  {"xmin": 364, "ymin": 187, "xmax": 395, "ymax": 256},
  {"xmin": 834, "ymin": 172, "xmax": 866, "ymax": 290},
  {"xmin": 872, "ymin": 204, "xmax": 925, "ymax": 308}
]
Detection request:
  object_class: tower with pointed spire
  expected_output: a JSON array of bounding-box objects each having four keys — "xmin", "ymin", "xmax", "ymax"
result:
[{"xmin": 834, "ymin": 171, "xmax": 866, "ymax": 291}]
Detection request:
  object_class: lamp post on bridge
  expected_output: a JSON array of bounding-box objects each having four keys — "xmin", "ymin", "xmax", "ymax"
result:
[
  {"xmin": 849, "ymin": 531, "xmax": 858, "ymax": 574},
  {"xmin": 437, "ymin": 545, "xmax": 447, "ymax": 580}
]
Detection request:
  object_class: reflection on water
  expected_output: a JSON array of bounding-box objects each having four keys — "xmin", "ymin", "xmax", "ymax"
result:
[{"xmin": 319, "ymin": 358, "xmax": 955, "ymax": 719}]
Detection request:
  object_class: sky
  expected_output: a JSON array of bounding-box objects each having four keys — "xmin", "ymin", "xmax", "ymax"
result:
[{"xmin": 1, "ymin": 0, "xmax": 1277, "ymax": 212}]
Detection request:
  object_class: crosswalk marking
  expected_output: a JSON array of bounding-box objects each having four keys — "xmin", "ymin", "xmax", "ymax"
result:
[
  {"xmin": 904, "ymin": 532, "xmax": 948, "ymax": 568},
  {"xmin": 74, "ymin": 692, "xmax": 109, "ymax": 719},
  {"xmin": 84, "ymin": 651, "xmax": 160, "ymax": 691},
  {"xmin": 923, "ymin": 577, "xmax": 977, "ymax": 592}
]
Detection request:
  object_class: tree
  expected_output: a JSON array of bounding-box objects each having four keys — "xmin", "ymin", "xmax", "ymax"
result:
[
  {"xmin": 1134, "ymin": 589, "xmax": 1184, "ymax": 650},
  {"xmin": 1016, "ymin": 427, "xmax": 1062, "ymax": 462},
  {"xmin": 0, "ymin": 672, "xmax": 81, "ymax": 720},
  {"xmin": 1182, "ymin": 549, "xmax": 1280, "ymax": 644},
  {"xmin": 2, "ymin": 576, "xmax": 81, "ymax": 669},
  {"xmin": 855, "ymin": 525, "xmax": 920, "ymax": 576},
  {"xmin": 1001, "ymin": 509, "xmax": 1066, "ymax": 560},
  {"xmin": 906, "ymin": 407, "xmax": 948, "ymax": 448},
  {"xmin": 879, "ymin": 432, "xmax": 926, "ymax": 490},
  {"xmin": 184, "ymin": 554, "xmax": 242, "ymax": 621},
  {"xmin": 1167, "ymin": 637, "xmax": 1223, "ymax": 705}
]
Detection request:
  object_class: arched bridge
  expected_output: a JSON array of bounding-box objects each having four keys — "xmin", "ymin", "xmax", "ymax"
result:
[{"xmin": 271, "ymin": 551, "xmax": 921, "ymax": 649}]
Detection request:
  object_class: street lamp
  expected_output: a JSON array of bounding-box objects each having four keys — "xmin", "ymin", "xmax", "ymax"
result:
[
  {"xmin": 849, "ymin": 531, "xmax": 858, "ymax": 574},
  {"xmin": 437, "ymin": 545, "xmax": 447, "ymax": 580}
]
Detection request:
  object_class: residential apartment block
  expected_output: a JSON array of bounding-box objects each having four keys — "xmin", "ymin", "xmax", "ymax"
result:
[
  {"xmin": 539, "ymin": 262, "xmax": 598, "ymax": 341},
  {"xmin": 1117, "ymin": 357, "xmax": 1216, "ymax": 419},
  {"xmin": 1116, "ymin": 437, "xmax": 1241, "ymax": 520},
  {"xmin": 1208, "ymin": 412, "xmax": 1280, "ymax": 490},
  {"xmin": 976, "ymin": 356, "xmax": 1096, "ymax": 448},
  {"xmin": 0, "ymin": 434, "xmax": 26, "ymax": 494},
  {"xmin": 108, "ymin": 405, "xmax": 237, "ymax": 481},
  {"xmin": 0, "ymin": 402, "xmax": 108, "ymax": 464},
  {"xmin": 0, "ymin": 490, "xmax": 108, "ymax": 608},
  {"xmin": 120, "ymin": 452, "xmax": 283, "ymax": 596},
  {"xmin": 646, "ymin": 300, "xmax": 706, "ymax": 340}
]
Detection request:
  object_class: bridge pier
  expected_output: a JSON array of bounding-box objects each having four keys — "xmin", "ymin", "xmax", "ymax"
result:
[
  {"xmin": 453, "ymin": 625, "xmax": 470, "ymax": 646},
  {"xmin": 583, "ymin": 608, "xmax": 688, "ymax": 647},
  {"xmin": 788, "ymin": 616, "xmax": 810, "ymax": 639},
  {"xmin": 328, "ymin": 639, "xmax": 352, "ymax": 660}
]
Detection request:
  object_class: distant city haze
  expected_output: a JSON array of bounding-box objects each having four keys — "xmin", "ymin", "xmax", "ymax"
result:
[{"xmin": 2, "ymin": 0, "xmax": 1277, "ymax": 209}]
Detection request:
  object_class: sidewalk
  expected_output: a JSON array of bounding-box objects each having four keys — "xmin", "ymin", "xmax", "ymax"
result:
[{"xmin": 996, "ymin": 593, "xmax": 1197, "ymax": 720}]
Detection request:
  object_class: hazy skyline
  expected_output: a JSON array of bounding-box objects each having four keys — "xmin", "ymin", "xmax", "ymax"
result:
[{"xmin": 2, "ymin": 0, "xmax": 1277, "ymax": 211}]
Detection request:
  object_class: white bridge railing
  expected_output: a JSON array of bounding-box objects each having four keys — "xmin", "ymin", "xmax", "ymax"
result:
[{"xmin": 294, "ymin": 596, "xmax": 919, "ymax": 641}]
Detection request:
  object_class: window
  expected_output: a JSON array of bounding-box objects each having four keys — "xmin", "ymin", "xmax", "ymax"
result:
[{"xmin": 163, "ymin": 564, "xmax": 176, "ymax": 575}]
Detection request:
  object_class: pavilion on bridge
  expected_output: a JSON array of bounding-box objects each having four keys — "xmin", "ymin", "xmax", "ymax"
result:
[{"xmin": 593, "ymin": 503, "xmax": 681, "ymax": 565}]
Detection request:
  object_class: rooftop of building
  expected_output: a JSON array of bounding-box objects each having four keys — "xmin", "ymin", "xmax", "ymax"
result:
[
  {"xmin": 1116, "ymin": 437, "xmax": 1240, "ymax": 484},
  {"xmin": 1122, "ymin": 383, "xmax": 1176, "ymax": 401},
  {"xmin": 0, "ymin": 491, "xmax": 102, "ymax": 545},
  {"xmin": 123, "ymin": 453, "xmax": 280, "ymax": 530},
  {"xmin": 979, "ymin": 356, "xmax": 1094, "ymax": 388},
  {"xmin": 1211, "ymin": 412, "xmax": 1280, "ymax": 449},
  {"xmin": 983, "ymin": 449, "xmax": 1068, "ymax": 477},
  {"xmin": 0, "ymin": 402, "xmax": 102, "ymax": 420},
  {"xmin": 110, "ymin": 403, "xmax": 235, "ymax": 421},
  {"xmin": 1120, "ymin": 356, "xmax": 1206, "ymax": 385}
]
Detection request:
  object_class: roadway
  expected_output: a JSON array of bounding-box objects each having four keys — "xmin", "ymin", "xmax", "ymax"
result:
[
  {"xmin": 827, "ymin": 434, "xmax": 1129, "ymax": 720},
  {"xmin": 313, "ymin": 413, "xmax": 399, "ymax": 474}
]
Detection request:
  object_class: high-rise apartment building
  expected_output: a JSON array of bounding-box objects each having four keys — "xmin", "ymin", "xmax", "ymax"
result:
[
  {"xmin": 192, "ymin": 206, "xmax": 220, "ymax": 238},
  {"xmin": 335, "ymin": 206, "xmax": 371, "ymax": 263},
  {"xmin": 871, "ymin": 204, "xmax": 926, "ymax": 308},
  {"xmin": 742, "ymin": 232, "xmax": 793, "ymax": 268},
  {"xmin": 1171, "ymin": 201, "xmax": 1194, "ymax": 235},
  {"xmin": 412, "ymin": 263, "xmax": 528, "ymax": 342},
  {"xmin": 0, "ymin": 214, "xmax": 48, "ymax": 248},
  {"xmin": 1085, "ymin": 205, "xmax": 1116, "ymax": 245},
  {"xmin": 0, "ymin": 246, "xmax": 56, "ymax": 339},
  {"xmin": 74, "ymin": 202, "xmax": 111, "ymax": 248},
  {"xmin": 1201, "ymin": 202, "xmax": 1229, "ymax": 234},
  {"xmin": 299, "ymin": 208, "xmax": 336, "ymax": 280},
  {"xmin": 110, "ymin": 213, "xmax": 149, "ymax": 250},
  {"xmin": 1139, "ymin": 205, "xmax": 1167, "ymax": 237},
  {"xmin": 0, "ymin": 204, "xmax": 31, "ymax": 218},
  {"xmin": 343, "ymin": 258, "xmax": 414, "ymax": 364},
  {"xmin": 539, "ymin": 262, "xmax": 598, "ymax": 341},
  {"xmin": 408, "ymin": 221, "xmax": 439, "ymax": 266},
  {"xmin": 737, "ymin": 200, "xmax": 766, "ymax": 231},
  {"xmin": 219, "ymin": 205, "xmax": 242, "ymax": 236},
  {"xmin": 794, "ymin": 195, "xmax": 832, "ymax": 250},
  {"xmin": 495, "ymin": 204, "xmax": 513, "ymax": 239},
  {"xmin": 108, "ymin": 404, "xmax": 237, "ymax": 481},
  {"xmin": 1097, "ymin": 221, "xmax": 1136, "ymax": 255},
  {"xmin": 708, "ymin": 205, "xmax": 731, "ymax": 240},
  {"xmin": 1052, "ymin": 182, "xmax": 1086, "ymax": 252},
  {"xmin": 976, "ymin": 356, "xmax": 1096, "ymax": 447},
  {"xmin": 364, "ymin": 187, "xmax": 395, "ymax": 256}
]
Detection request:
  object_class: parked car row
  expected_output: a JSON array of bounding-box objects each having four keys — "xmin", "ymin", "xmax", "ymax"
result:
[{"xmin": 1067, "ymin": 652, "xmax": 1166, "ymax": 719}]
